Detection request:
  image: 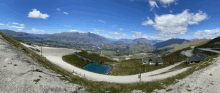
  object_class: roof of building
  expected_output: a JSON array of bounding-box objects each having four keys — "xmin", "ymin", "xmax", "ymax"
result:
[
  {"xmin": 186, "ymin": 56, "xmax": 206, "ymax": 62},
  {"xmin": 196, "ymin": 53, "xmax": 209, "ymax": 57},
  {"xmin": 142, "ymin": 57, "xmax": 163, "ymax": 63}
]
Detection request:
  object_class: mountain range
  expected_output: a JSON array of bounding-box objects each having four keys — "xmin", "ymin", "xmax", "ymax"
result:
[{"xmin": 0, "ymin": 29, "xmax": 197, "ymax": 49}]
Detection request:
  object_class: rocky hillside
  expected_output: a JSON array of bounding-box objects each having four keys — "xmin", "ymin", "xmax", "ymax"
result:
[{"xmin": 0, "ymin": 34, "xmax": 87, "ymax": 93}]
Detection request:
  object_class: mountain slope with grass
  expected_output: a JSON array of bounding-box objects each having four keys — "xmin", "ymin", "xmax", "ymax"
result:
[{"xmin": 154, "ymin": 38, "xmax": 190, "ymax": 49}]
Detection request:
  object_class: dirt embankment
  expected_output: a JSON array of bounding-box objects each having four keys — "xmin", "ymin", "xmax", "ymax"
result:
[
  {"xmin": 153, "ymin": 56, "xmax": 220, "ymax": 93},
  {"xmin": 0, "ymin": 35, "xmax": 87, "ymax": 93}
]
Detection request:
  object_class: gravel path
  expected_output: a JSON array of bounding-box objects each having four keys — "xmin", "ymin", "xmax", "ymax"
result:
[
  {"xmin": 153, "ymin": 55, "xmax": 220, "ymax": 93},
  {"xmin": 20, "ymin": 42, "xmax": 191, "ymax": 84},
  {"xmin": 198, "ymin": 48, "xmax": 220, "ymax": 53},
  {"xmin": 0, "ymin": 35, "xmax": 87, "ymax": 93}
]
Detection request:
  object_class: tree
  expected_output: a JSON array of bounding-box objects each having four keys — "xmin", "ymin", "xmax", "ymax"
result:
[{"xmin": 155, "ymin": 62, "xmax": 158, "ymax": 66}]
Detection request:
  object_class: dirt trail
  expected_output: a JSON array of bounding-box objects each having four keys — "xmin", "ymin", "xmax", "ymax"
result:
[{"xmin": 0, "ymin": 35, "xmax": 87, "ymax": 93}]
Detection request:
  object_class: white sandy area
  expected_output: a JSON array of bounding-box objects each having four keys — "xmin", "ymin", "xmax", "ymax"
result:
[
  {"xmin": 153, "ymin": 55, "xmax": 220, "ymax": 93},
  {"xmin": 21, "ymin": 43, "xmax": 190, "ymax": 84}
]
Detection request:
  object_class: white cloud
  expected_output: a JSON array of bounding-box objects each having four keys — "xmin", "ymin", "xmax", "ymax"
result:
[
  {"xmin": 91, "ymin": 28, "xmax": 105, "ymax": 32},
  {"xmin": 31, "ymin": 28, "xmax": 44, "ymax": 32},
  {"xmin": 11, "ymin": 26, "xmax": 24, "ymax": 29},
  {"xmin": 12, "ymin": 22, "xmax": 19, "ymax": 25},
  {"xmin": 9, "ymin": 22, "xmax": 25, "ymax": 29},
  {"xmin": 142, "ymin": 17, "xmax": 154, "ymax": 26},
  {"xmin": 90, "ymin": 31, "xmax": 99, "ymax": 34},
  {"xmin": 170, "ymin": 10, "xmax": 173, "ymax": 13},
  {"xmin": 131, "ymin": 31, "xmax": 177, "ymax": 40},
  {"xmin": 28, "ymin": 9, "xmax": 49, "ymax": 19},
  {"xmin": 69, "ymin": 29, "xmax": 84, "ymax": 33},
  {"xmin": 0, "ymin": 23, "xmax": 5, "ymax": 25},
  {"xmin": 64, "ymin": 12, "xmax": 68, "ymax": 15},
  {"xmin": 148, "ymin": 0, "xmax": 159, "ymax": 11},
  {"xmin": 100, "ymin": 34, "xmax": 112, "ymax": 38},
  {"xmin": 112, "ymin": 25, "xmax": 117, "ymax": 28},
  {"xmin": 57, "ymin": 8, "xmax": 60, "ymax": 11},
  {"xmin": 18, "ymin": 29, "xmax": 22, "ymax": 31},
  {"xmin": 159, "ymin": 0, "xmax": 177, "ymax": 8},
  {"xmin": 119, "ymin": 28, "xmax": 123, "ymax": 31},
  {"xmin": 193, "ymin": 28, "xmax": 220, "ymax": 39},
  {"xmin": 109, "ymin": 31, "xmax": 122, "ymax": 34},
  {"xmin": 132, "ymin": 31, "xmax": 148, "ymax": 38},
  {"xmin": 98, "ymin": 20, "xmax": 105, "ymax": 23},
  {"xmin": 142, "ymin": 9, "xmax": 209, "ymax": 35},
  {"xmin": 20, "ymin": 24, "xmax": 25, "ymax": 27}
]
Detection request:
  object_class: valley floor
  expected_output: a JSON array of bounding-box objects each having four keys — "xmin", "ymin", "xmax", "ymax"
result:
[
  {"xmin": 20, "ymin": 42, "xmax": 191, "ymax": 84},
  {"xmin": 0, "ymin": 35, "xmax": 87, "ymax": 93}
]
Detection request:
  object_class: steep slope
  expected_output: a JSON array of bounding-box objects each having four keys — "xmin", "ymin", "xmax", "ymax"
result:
[
  {"xmin": 196, "ymin": 36, "xmax": 220, "ymax": 48},
  {"xmin": 154, "ymin": 38, "xmax": 190, "ymax": 49},
  {"xmin": 0, "ymin": 34, "xmax": 86, "ymax": 93}
]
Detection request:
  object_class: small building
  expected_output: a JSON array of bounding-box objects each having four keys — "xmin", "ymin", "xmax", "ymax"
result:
[
  {"xmin": 142, "ymin": 57, "xmax": 163, "ymax": 65},
  {"xmin": 185, "ymin": 55, "xmax": 207, "ymax": 64},
  {"xmin": 196, "ymin": 53, "xmax": 209, "ymax": 58}
]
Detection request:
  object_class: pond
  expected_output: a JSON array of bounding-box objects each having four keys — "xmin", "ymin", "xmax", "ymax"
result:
[{"xmin": 82, "ymin": 62, "xmax": 113, "ymax": 74}]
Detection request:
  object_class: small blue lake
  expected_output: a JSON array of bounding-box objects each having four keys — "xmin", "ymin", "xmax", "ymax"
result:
[{"xmin": 82, "ymin": 62, "xmax": 113, "ymax": 74}]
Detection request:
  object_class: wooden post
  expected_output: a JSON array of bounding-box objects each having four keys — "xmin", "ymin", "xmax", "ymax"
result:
[
  {"xmin": 41, "ymin": 46, "xmax": 42, "ymax": 56},
  {"xmin": 140, "ymin": 68, "xmax": 141, "ymax": 83}
]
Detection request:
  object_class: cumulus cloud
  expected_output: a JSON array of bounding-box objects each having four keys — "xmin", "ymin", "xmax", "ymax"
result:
[
  {"xmin": 11, "ymin": 26, "xmax": 24, "ymax": 29},
  {"xmin": 31, "ymin": 28, "xmax": 44, "ymax": 32},
  {"xmin": 18, "ymin": 29, "xmax": 22, "ymax": 31},
  {"xmin": 28, "ymin": 9, "xmax": 49, "ymax": 19},
  {"xmin": 159, "ymin": 0, "xmax": 177, "ymax": 8},
  {"xmin": 132, "ymin": 31, "xmax": 148, "ymax": 38},
  {"xmin": 119, "ymin": 28, "xmax": 123, "ymax": 31},
  {"xmin": 57, "ymin": 8, "xmax": 60, "ymax": 11},
  {"xmin": 193, "ymin": 28, "xmax": 220, "ymax": 39},
  {"xmin": 131, "ymin": 31, "xmax": 177, "ymax": 40},
  {"xmin": 12, "ymin": 22, "xmax": 19, "ymax": 25},
  {"xmin": 142, "ymin": 17, "xmax": 154, "ymax": 26},
  {"xmin": 109, "ymin": 31, "xmax": 122, "ymax": 34},
  {"xmin": 148, "ymin": 0, "xmax": 159, "ymax": 11},
  {"xmin": 112, "ymin": 25, "xmax": 117, "ymax": 28},
  {"xmin": 100, "ymin": 34, "xmax": 112, "ymax": 38},
  {"xmin": 90, "ymin": 31, "xmax": 99, "ymax": 34},
  {"xmin": 64, "ymin": 12, "xmax": 68, "ymax": 15},
  {"xmin": 69, "ymin": 29, "xmax": 84, "ymax": 33},
  {"xmin": 91, "ymin": 28, "xmax": 105, "ymax": 32},
  {"xmin": 170, "ymin": 10, "xmax": 173, "ymax": 13},
  {"xmin": 98, "ymin": 20, "xmax": 105, "ymax": 23},
  {"xmin": 0, "ymin": 23, "xmax": 5, "ymax": 25},
  {"xmin": 9, "ymin": 22, "xmax": 25, "ymax": 29},
  {"xmin": 142, "ymin": 9, "xmax": 209, "ymax": 35}
]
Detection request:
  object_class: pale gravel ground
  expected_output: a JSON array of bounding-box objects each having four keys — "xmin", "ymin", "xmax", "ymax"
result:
[
  {"xmin": 0, "ymin": 35, "xmax": 87, "ymax": 93},
  {"xmin": 153, "ymin": 55, "xmax": 220, "ymax": 93}
]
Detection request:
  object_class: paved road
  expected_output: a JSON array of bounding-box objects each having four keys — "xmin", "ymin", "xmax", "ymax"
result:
[
  {"xmin": 21, "ymin": 42, "xmax": 190, "ymax": 84},
  {"xmin": 198, "ymin": 48, "xmax": 220, "ymax": 53}
]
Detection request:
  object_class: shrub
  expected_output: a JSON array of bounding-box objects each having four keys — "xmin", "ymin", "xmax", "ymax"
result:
[{"xmin": 155, "ymin": 62, "xmax": 158, "ymax": 66}]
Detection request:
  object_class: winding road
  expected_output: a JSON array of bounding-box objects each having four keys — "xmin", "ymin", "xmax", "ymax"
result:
[{"xmin": 20, "ymin": 43, "xmax": 191, "ymax": 84}]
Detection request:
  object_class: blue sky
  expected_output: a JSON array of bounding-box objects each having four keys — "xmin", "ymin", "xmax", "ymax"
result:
[{"xmin": 0, "ymin": 0, "xmax": 219, "ymax": 40}]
